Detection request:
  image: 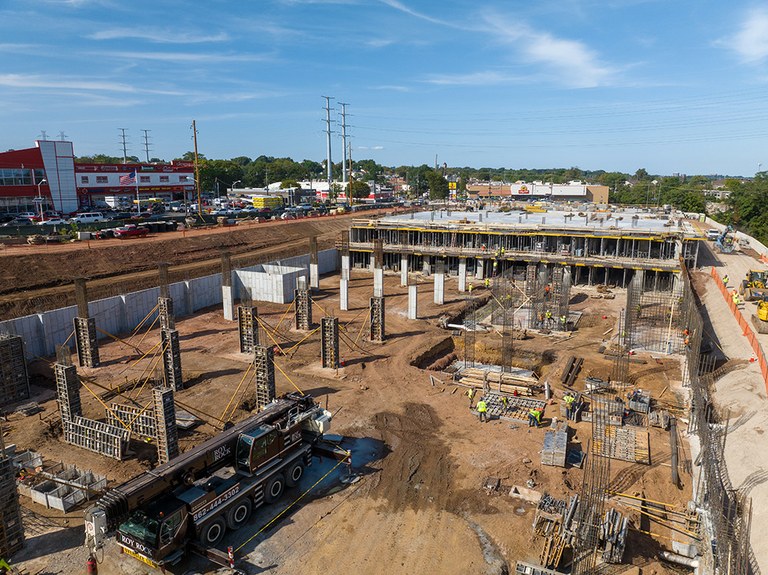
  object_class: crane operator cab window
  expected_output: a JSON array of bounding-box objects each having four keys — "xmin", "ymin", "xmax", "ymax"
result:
[
  {"xmin": 121, "ymin": 510, "xmax": 159, "ymax": 547},
  {"xmin": 236, "ymin": 425, "xmax": 280, "ymax": 474},
  {"xmin": 159, "ymin": 509, "xmax": 184, "ymax": 548}
]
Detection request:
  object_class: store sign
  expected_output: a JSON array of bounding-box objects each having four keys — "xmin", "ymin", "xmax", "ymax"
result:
[{"xmin": 516, "ymin": 185, "xmax": 530, "ymax": 195}]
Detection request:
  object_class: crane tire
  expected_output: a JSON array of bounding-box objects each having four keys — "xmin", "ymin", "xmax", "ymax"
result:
[
  {"xmin": 265, "ymin": 475, "xmax": 285, "ymax": 503},
  {"xmin": 199, "ymin": 517, "xmax": 226, "ymax": 547},
  {"xmin": 285, "ymin": 462, "xmax": 304, "ymax": 487},
  {"xmin": 226, "ymin": 498, "xmax": 253, "ymax": 530}
]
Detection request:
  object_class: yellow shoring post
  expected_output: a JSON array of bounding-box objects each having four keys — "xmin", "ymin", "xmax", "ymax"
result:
[
  {"xmin": 274, "ymin": 301, "xmax": 295, "ymax": 334},
  {"xmin": 309, "ymin": 295, "xmax": 329, "ymax": 317},
  {"xmin": 118, "ymin": 340, "xmax": 162, "ymax": 376},
  {"xmin": 62, "ymin": 329, "xmax": 76, "ymax": 348},
  {"xmin": 77, "ymin": 377, "xmax": 132, "ymax": 431},
  {"xmin": 126, "ymin": 302, "xmax": 160, "ymax": 342},
  {"xmin": 95, "ymin": 326, "xmax": 144, "ymax": 355},
  {"xmin": 256, "ymin": 317, "xmax": 286, "ymax": 356},
  {"xmin": 220, "ymin": 361, "xmax": 255, "ymax": 422},
  {"xmin": 354, "ymin": 312, "xmax": 369, "ymax": 345},
  {"xmin": 130, "ymin": 341, "xmax": 168, "ymax": 401},
  {"xmin": 273, "ymin": 360, "xmax": 305, "ymax": 395},
  {"xmin": 134, "ymin": 314, "xmax": 160, "ymax": 350},
  {"xmin": 284, "ymin": 326, "xmax": 320, "ymax": 357},
  {"xmin": 339, "ymin": 329, "xmax": 370, "ymax": 356},
  {"xmin": 342, "ymin": 308, "xmax": 366, "ymax": 329}
]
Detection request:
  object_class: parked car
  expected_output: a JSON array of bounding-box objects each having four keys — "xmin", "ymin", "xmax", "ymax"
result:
[
  {"xmin": 280, "ymin": 212, "xmax": 296, "ymax": 220},
  {"xmin": 37, "ymin": 218, "xmax": 69, "ymax": 226},
  {"xmin": 1, "ymin": 217, "xmax": 34, "ymax": 226},
  {"xmin": 18, "ymin": 211, "xmax": 39, "ymax": 221},
  {"xmin": 113, "ymin": 224, "xmax": 149, "ymax": 239},
  {"xmin": 69, "ymin": 212, "xmax": 107, "ymax": 224},
  {"xmin": 108, "ymin": 212, "xmax": 133, "ymax": 221}
]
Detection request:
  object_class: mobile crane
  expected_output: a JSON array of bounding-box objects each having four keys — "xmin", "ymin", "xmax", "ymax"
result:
[{"xmin": 84, "ymin": 393, "xmax": 335, "ymax": 571}]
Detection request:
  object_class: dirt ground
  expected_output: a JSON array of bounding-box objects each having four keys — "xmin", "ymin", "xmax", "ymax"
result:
[
  {"xmin": 3, "ymin": 252, "xmax": 695, "ymax": 575},
  {"xmin": 0, "ymin": 210, "xmax": 392, "ymax": 320}
]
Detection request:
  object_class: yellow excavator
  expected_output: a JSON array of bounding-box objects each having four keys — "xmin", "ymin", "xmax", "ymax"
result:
[
  {"xmin": 753, "ymin": 296, "xmax": 768, "ymax": 334},
  {"xmin": 740, "ymin": 270, "xmax": 768, "ymax": 301}
]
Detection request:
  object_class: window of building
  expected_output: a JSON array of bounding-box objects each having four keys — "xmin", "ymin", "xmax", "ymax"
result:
[
  {"xmin": 159, "ymin": 175, "xmax": 169, "ymax": 183},
  {"xmin": 179, "ymin": 175, "xmax": 189, "ymax": 182},
  {"xmin": 140, "ymin": 176, "xmax": 151, "ymax": 183},
  {"xmin": 96, "ymin": 176, "xmax": 108, "ymax": 184},
  {"xmin": 81, "ymin": 176, "xmax": 89, "ymax": 184}
]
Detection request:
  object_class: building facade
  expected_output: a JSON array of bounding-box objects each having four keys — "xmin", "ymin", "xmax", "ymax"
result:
[{"xmin": 0, "ymin": 140, "xmax": 194, "ymax": 215}]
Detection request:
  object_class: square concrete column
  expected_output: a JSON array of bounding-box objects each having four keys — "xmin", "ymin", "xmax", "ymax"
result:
[
  {"xmin": 408, "ymin": 284, "xmax": 418, "ymax": 319},
  {"xmin": 422, "ymin": 258, "xmax": 431, "ymax": 275},
  {"xmin": 434, "ymin": 272, "xmax": 445, "ymax": 305},
  {"xmin": 221, "ymin": 252, "xmax": 235, "ymax": 321},
  {"xmin": 475, "ymin": 258, "xmax": 485, "ymax": 279},
  {"xmin": 340, "ymin": 278, "xmax": 349, "ymax": 311},
  {"xmin": 309, "ymin": 262, "xmax": 319, "ymax": 291},
  {"xmin": 370, "ymin": 253, "xmax": 376, "ymax": 271},
  {"xmin": 458, "ymin": 258, "xmax": 467, "ymax": 292},
  {"xmin": 400, "ymin": 254, "xmax": 409, "ymax": 286},
  {"xmin": 341, "ymin": 254, "xmax": 351, "ymax": 279},
  {"xmin": 373, "ymin": 268, "xmax": 384, "ymax": 298}
]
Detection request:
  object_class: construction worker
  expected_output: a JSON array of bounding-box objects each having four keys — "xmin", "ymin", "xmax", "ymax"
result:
[
  {"xmin": 467, "ymin": 387, "xmax": 476, "ymax": 408},
  {"xmin": 545, "ymin": 310, "xmax": 553, "ymax": 327},
  {"xmin": 484, "ymin": 278, "xmax": 491, "ymax": 289},
  {"xmin": 500, "ymin": 247, "xmax": 505, "ymax": 257},
  {"xmin": 544, "ymin": 284, "xmax": 551, "ymax": 300},
  {"xmin": 732, "ymin": 290, "xmax": 740, "ymax": 307},
  {"xmin": 501, "ymin": 395, "xmax": 509, "ymax": 411},
  {"xmin": 528, "ymin": 408, "xmax": 542, "ymax": 428},
  {"xmin": 560, "ymin": 315, "xmax": 567, "ymax": 330},
  {"xmin": 564, "ymin": 393, "xmax": 575, "ymax": 420},
  {"xmin": 477, "ymin": 398, "xmax": 488, "ymax": 423},
  {"xmin": 723, "ymin": 274, "xmax": 729, "ymax": 286},
  {"xmin": 468, "ymin": 283, "xmax": 474, "ymax": 293}
]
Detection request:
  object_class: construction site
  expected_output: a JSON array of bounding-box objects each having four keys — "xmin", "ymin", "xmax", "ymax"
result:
[{"xmin": 0, "ymin": 206, "xmax": 767, "ymax": 575}]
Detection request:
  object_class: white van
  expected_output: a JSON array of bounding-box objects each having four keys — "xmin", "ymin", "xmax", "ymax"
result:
[
  {"xmin": 70, "ymin": 212, "xmax": 107, "ymax": 224},
  {"xmin": 706, "ymin": 229, "xmax": 720, "ymax": 241}
]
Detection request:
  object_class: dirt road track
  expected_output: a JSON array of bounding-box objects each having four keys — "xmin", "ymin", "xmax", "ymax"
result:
[{"xmin": 0, "ymin": 211, "xmax": 387, "ymax": 320}]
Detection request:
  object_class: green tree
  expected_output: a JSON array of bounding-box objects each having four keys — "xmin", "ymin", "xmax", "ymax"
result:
[
  {"xmin": 348, "ymin": 180, "xmax": 370, "ymax": 199},
  {"xmin": 426, "ymin": 171, "xmax": 449, "ymax": 200},
  {"xmin": 281, "ymin": 179, "xmax": 300, "ymax": 189}
]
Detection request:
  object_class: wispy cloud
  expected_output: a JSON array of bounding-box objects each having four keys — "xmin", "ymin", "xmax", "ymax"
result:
[
  {"xmin": 425, "ymin": 71, "xmax": 519, "ymax": 86},
  {"xmin": 0, "ymin": 73, "xmax": 183, "ymax": 96},
  {"xmin": 96, "ymin": 50, "xmax": 272, "ymax": 63},
  {"xmin": 727, "ymin": 7, "xmax": 768, "ymax": 64},
  {"xmin": 88, "ymin": 29, "xmax": 229, "ymax": 44},
  {"xmin": 378, "ymin": 0, "xmax": 462, "ymax": 29},
  {"xmin": 357, "ymin": 145, "xmax": 385, "ymax": 150},
  {"xmin": 481, "ymin": 11, "xmax": 617, "ymax": 88},
  {"xmin": 372, "ymin": 84, "xmax": 411, "ymax": 92},
  {"xmin": 366, "ymin": 38, "xmax": 396, "ymax": 48}
]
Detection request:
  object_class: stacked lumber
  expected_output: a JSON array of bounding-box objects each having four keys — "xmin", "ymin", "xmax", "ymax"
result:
[{"xmin": 458, "ymin": 367, "xmax": 541, "ymax": 395}]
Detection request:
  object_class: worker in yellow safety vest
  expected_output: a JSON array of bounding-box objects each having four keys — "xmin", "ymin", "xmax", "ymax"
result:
[
  {"xmin": 484, "ymin": 278, "xmax": 491, "ymax": 288},
  {"xmin": 564, "ymin": 393, "xmax": 575, "ymax": 420},
  {"xmin": 467, "ymin": 387, "xmax": 476, "ymax": 408},
  {"xmin": 528, "ymin": 408, "xmax": 542, "ymax": 427},
  {"xmin": 476, "ymin": 399, "xmax": 488, "ymax": 423}
]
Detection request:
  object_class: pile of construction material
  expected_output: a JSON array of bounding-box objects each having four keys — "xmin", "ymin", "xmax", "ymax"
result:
[
  {"xmin": 456, "ymin": 366, "xmax": 542, "ymax": 396},
  {"xmin": 16, "ymin": 455, "xmax": 107, "ymax": 512},
  {"xmin": 601, "ymin": 508, "xmax": 629, "ymax": 563},
  {"xmin": 540, "ymin": 422, "xmax": 568, "ymax": 467}
]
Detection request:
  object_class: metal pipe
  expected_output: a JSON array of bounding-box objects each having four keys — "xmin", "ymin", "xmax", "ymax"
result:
[{"xmin": 659, "ymin": 551, "xmax": 699, "ymax": 568}]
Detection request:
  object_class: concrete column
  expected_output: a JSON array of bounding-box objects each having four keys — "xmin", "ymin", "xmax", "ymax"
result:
[
  {"xmin": 221, "ymin": 252, "xmax": 235, "ymax": 321},
  {"xmin": 340, "ymin": 278, "xmax": 349, "ymax": 311},
  {"xmin": 341, "ymin": 254, "xmax": 351, "ymax": 279},
  {"xmin": 373, "ymin": 268, "xmax": 384, "ymax": 298},
  {"xmin": 400, "ymin": 254, "xmax": 409, "ymax": 286},
  {"xmin": 434, "ymin": 271, "xmax": 445, "ymax": 305},
  {"xmin": 458, "ymin": 258, "xmax": 467, "ymax": 292},
  {"xmin": 475, "ymin": 258, "xmax": 485, "ymax": 279},
  {"xmin": 408, "ymin": 284, "xmax": 418, "ymax": 320},
  {"xmin": 309, "ymin": 236, "xmax": 319, "ymax": 290},
  {"xmin": 370, "ymin": 252, "xmax": 376, "ymax": 271},
  {"xmin": 422, "ymin": 258, "xmax": 431, "ymax": 275}
]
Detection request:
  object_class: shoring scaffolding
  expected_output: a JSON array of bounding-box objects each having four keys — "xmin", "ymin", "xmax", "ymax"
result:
[
  {"xmin": 73, "ymin": 278, "xmax": 100, "ymax": 368},
  {"xmin": 611, "ymin": 307, "xmax": 631, "ymax": 386},
  {"xmin": 161, "ymin": 328, "xmax": 183, "ymax": 391},
  {"xmin": 492, "ymin": 277, "xmax": 515, "ymax": 373},
  {"xmin": 153, "ymin": 386, "xmax": 179, "ymax": 465},
  {"xmin": 158, "ymin": 297, "xmax": 175, "ymax": 331},
  {"xmin": 295, "ymin": 278, "xmax": 312, "ymax": 331},
  {"xmin": 572, "ymin": 396, "xmax": 612, "ymax": 575},
  {"xmin": 321, "ymin": 317, "xmax": 340, "ymax": 369},
  {"xmin": 370, "ymin": 296, "xmax": 385, "ymax": 342},
  {"xmin": 238, "ymin": 306, "xmax": 260, "ymax": 354},
  {"xmin": 0, "ymin": 429, "xmax": 24, "ymax": 558},
  {"xmin": 464, "ymin": 295, "xmax": 477, "ymax": 368},
  {"xmin": 683, "ymin": 261, "xmax": 754, "ymax": 574},
  {"xmin": 253, "ymin": 345, "xmax": 276, "ymax": 411},
  {"xmin": 55, "ymin": 351, "xmax": 82, "ymax": 422},
  {"xmin": 627, "ymin": 270, "xmax": 686, "ymax": 354},
  {"xmin": 0, "ymin": 333, "xmax": 29, "ymax": 408}
]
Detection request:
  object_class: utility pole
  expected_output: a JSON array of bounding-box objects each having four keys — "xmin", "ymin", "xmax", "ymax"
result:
[
  {"xmin": 347, "ymin": 140, "xmax": 353, "ymax": 206},
  {"xmin": 339, "ymin": 102, "xmax": 349, "ymax": 185},
  {"xmin": 191, "ymin": 120, "xmax": 202, "ymax": 219},
  {"xmin": 141, "ymin": 129, "xmax": 152, "ymax": 163},
  {"xmin": 119, "ymin": 128, "xmax": 129, "ymax": 163},
  {"xmin": 322, "ymin": 96, "xmax": 334, "ymax": 192},
  {"xmin": 57, "ymin": 131, "xmax": 67, "ymax": 141}
]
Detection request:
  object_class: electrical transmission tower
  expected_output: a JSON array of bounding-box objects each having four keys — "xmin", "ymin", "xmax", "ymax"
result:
[{"xmin": 141, "ymin": 129, "xmax": 152, "ymax": 162}]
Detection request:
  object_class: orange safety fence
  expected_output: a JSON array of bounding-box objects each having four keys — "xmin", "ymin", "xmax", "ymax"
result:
[{"xmin": 710, "ymin": 267, "xmax": 768, "ymax": 391}]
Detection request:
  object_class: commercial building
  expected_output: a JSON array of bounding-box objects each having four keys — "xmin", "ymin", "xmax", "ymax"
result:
[
  {"xmin": 0, "ymin": 139, "xmax": 194, "ymax": 215},
  {"xmin": 466, "ymin": 181, "xmax": 609, "ymax": 204}
]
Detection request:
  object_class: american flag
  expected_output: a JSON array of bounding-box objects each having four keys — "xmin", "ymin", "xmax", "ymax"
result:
[{"xmin": 119, "ymin": 171, "xmax": 136, "ymax": 186}]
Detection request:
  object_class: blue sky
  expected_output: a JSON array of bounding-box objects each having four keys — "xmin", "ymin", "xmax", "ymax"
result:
[{"xmin": 2, "ymin": 0, "xmax": 768, "ymax": 176}]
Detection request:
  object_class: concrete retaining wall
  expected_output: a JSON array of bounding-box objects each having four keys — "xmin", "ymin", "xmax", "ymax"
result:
[{"xmin": 0, "ymin": 249, "xmax": 337, "ymax": 359}]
